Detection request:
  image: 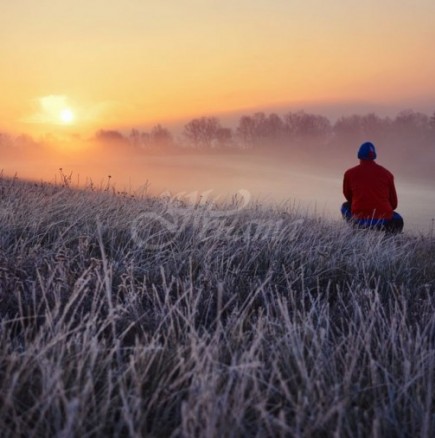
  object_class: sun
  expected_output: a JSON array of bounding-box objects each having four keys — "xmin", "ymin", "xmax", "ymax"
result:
[{"xmin": 60, "ymin": 108, "xmax": 75, "ymax": 124}]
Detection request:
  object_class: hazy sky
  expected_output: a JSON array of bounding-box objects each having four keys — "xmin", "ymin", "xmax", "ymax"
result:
[{"xmin": 1, "ymin": 0, "xmax": 435, "ymax": 134}]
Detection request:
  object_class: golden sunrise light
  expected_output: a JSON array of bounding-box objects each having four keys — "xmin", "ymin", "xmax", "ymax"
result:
[
  {"xmin": 1, "ymin": 1, "xmax": 434, "ymax": 135},
  {"xmin": 60, "ymin": 108, "xmax": 74, "ymax": 124}
]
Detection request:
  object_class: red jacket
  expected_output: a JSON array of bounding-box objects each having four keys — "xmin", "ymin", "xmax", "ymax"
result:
[{"xmin": 343, "ymin": 161, "xmax": 398, "ymax": 220}]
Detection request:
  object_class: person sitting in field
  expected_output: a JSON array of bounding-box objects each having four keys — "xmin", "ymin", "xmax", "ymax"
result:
[{"xmin": 341, "ymin": 141, "xmax": 404, "ymax": 233}]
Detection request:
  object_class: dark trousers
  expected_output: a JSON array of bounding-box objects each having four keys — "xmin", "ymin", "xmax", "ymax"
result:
[{"xmin": 341, "ymin": 202, "xmax": 404, "ymax": 234}]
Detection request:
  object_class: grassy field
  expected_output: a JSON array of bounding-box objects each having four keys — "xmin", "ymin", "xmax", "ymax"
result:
[{"xmin": 0, "ymin": 174, "xmax": 434, "ymax": 437}]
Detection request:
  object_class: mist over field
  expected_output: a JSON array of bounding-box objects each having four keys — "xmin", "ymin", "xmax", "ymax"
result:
[{"xmin": 1, "ymin": 109, "xmax": 435, "ymax": 234}]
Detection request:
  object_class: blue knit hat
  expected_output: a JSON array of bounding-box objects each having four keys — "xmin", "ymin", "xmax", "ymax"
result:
[{"xmin": 358, "ymin": 142, "xmax": 377, "ymax": 160}]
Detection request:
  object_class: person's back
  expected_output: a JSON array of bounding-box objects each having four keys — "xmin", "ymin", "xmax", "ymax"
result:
[
  {"xmin": 344, "ymin": 161, "xmax": 397, "ymax": 220},
  {"xmin": 341, "ymin": 142, "xmax": 404, "ymax": 233}
]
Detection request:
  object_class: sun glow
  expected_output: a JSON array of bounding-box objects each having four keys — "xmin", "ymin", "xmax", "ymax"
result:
[{"xmin": 60, "ymin": 108, "xmax": 74, "ymax": 124}]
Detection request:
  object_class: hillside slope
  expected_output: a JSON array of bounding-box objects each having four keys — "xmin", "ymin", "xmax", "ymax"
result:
[{"xmin": 0, "ymin": 176, "xmax": 434, "ymax": 437}]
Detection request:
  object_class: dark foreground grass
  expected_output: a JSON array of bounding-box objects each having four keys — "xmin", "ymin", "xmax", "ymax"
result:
[{"xmin": 0, "ymin": 175, "xmax": 434, "ymax": 437}]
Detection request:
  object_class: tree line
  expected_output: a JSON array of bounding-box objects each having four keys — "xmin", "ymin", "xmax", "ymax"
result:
[
  {"xmin": 95, "ymin": 109, "xmax": 435, "ymax": 152},
  {"xmin": 1, "ymin": 109, "xmax": 435, "ymax": 154}
]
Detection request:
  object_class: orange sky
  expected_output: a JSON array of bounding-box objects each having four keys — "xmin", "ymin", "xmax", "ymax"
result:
[{"xmin": 1, "ymin": 0, "xmax": 435, "ymax": 135}]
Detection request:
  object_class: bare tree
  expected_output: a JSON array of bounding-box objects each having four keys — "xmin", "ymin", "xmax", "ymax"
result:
[
  {"xmin": 333, "ymin": 115, "xmax": 366, "ymax": 143},
  {"xmin": 236, "ymin": 115, "xmax": 256, "ymax": 147},
  {"xmin": 150, "ymin": 124, "xmax": 173, "ymax": 148},
  {"xmin": 184, "ymin": 117, "xmax": 226, "ymax": 148},
  {"xmin": 392, "ymin": 110, "xmax": 431, "ymax": 148},
  {"xmin": 284, "ymin": 111, "xmax": 331, "ymax": 138},
  {"xmin": 236, "ymin": 113, "xmax": 286, "ymax": 147},
  {"xmin": 266, "ymin": 113, "xmax": 285, "ymax": 138},
  {"xmin": 95, "ymin": 130, "xmax": 127, "ymax": 144}
]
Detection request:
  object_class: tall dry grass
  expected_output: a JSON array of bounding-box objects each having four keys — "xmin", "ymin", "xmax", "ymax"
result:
[{"xmin": 0, "ymin": 174, "xmax": 434, "ymax": 437}]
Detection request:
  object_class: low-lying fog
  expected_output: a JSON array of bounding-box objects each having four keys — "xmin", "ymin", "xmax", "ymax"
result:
[{"xmin": 2, "ymin": 148, "xmax": 434, "ymax": 235}]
